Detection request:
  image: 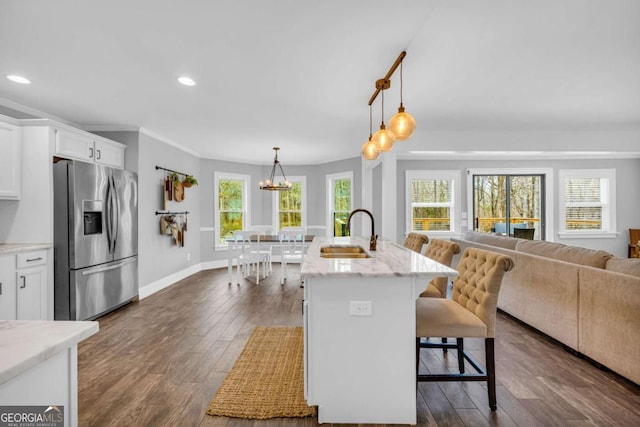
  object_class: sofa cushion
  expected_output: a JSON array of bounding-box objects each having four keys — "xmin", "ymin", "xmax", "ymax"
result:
[
  {"xmin": 463, "ymin": 230, "xmax": 520, "ymax": 250},
  {"xmin": 605, "ymin": 257, "xmax": 640, "ymax": 277},
  {"xmin": 515, "ymin": 240, "xmax": 612, "ymax": 269}
]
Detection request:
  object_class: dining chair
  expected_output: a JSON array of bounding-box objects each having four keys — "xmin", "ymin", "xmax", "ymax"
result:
[
  {"xmin": 279, "ymin": 227, "xmax": 306, "ymax": 285},
  {"xmin": 248, "ymin": 225, "xmax": 275, "ymax": 274},
  {"xmin": 416, "ymin": 247, "xmax": 514, "ymax": 411},
  {"xmin": 513, "ymin": 227, "xmax": 535, "ymax": 240},
  {"xmin": 402, "ymin": 233, "xmax": 429, "ymax": 253},
  {"xmin": 233, "ymin": 230, "xmax": 269, "ymax": 284}
]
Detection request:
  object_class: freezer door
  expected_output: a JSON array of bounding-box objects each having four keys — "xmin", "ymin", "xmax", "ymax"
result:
[
  {"xmin": 111, "ymin": 168, "xmax": 138, "ymax": 260},
  {"xmin": 72, "ymin": 256, "xmax": 138, "ymax": 320},
  {"xmin": 69, "ymin": 161, "xmax": 112, "ymax": 269}
]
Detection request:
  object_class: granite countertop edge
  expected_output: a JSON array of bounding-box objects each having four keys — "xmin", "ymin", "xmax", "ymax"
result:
[
  {"xmin": 0, "ymin": 243, "xmax": 53, "ymax": 255},
  {"xmin": 0, "ymin": 321, "xmax": 99, "ymax": 385}
]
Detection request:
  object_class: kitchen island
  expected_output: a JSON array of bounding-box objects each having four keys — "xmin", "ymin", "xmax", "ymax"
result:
[
  {"xmin": 301, "ymin": 236, "xmax": 459, "ymax": 424},
  {"xmin": 0, "ymin": 320, "xmax": 99, "ymax": 427}
]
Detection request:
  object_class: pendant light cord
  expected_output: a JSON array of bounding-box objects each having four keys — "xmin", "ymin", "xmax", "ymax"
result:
[
  {"xmin": 381, "ymin": 87, "xmax": 385, "ymax": 126},
  {"xmin": 369, "ymin": 104, "xmax": 373, "ymax": 139},
  {"xmin": 400, "ymin": 60, "xmax": 404, "ymax": 107}
]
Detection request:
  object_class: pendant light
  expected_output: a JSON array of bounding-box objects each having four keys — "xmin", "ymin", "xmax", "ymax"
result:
[
  {"xmin": 259, "ymin": 147, "xmax": 292, "ymax": 191},
  {"xmin": 388, "ymin": 59, "xmax": 416, "ymax": 141},
  {"xmin": 362, "ymin": 104, "xmax": 379, "ymax": 160},
  {"xmin": 370, "ymin": 79, "xmax": 396, "ymax": 152}
]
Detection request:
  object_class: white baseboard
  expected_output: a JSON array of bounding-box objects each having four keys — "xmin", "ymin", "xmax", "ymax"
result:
[
  {"xmin": 139, "ymin": 264, "xmax": 202, "ymax": 299},
  {"xmin": 200, "ymin": 259, "xmax": 228, "ymax": 270}
]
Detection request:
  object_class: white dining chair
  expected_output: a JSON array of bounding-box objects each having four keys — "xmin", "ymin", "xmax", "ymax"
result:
[
  {"xmin": 233, "ymin": 230, "xmax": 269, "ymax": 284},
  {"xmin": 278, "ymin": 227, "xmax": 306, "ymax": 285},
  {"xmin": 248, "ymin": 225, "xmax": 275, "ymax": 274}
]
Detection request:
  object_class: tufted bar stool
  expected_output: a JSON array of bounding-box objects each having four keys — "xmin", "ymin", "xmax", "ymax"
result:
[
  {"xmin": 403, "ymin": 233, "xmax": 429, "ymax": 253},
  {"xmin": 416, "ymin": 247, "xmax": 514, "ymax": 411},
  {"xmin": 420, "ymin": 239, "xmax": 460, "ymax": 298}
]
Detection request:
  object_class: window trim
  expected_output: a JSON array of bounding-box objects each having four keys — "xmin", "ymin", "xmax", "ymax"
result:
[
  {"xmin": 272, "ymin": 175, "xmax": 307, "ymax": 233},
  {"xmin": 326, "ymin": 171, "xmax": 353, "ymax": 237},
  {"xmin": 405, "ymin": 170, "xmax": 461, "ymax": 237},
  {"xmin": 466, "ymin": 167, "xmax": 554, "ymax": 241},
  {"xmin": 557, "ymin": 168, "xmax": 617, "ymax": 239},
  {"xmin": 214, "ymin": 171, "xmax": 250, "ymax": 250}
]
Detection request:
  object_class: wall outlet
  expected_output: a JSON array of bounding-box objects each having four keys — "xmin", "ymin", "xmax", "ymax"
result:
[
  {"xmin": 187, "ymin": 252, "xmax": 191, "ymax": 261},
  {"xmin": 349, "ymin": 301, "xmax": 372, "ymax": 316}
]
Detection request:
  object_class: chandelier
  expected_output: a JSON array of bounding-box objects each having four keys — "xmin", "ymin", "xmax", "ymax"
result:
[
  {"xmin": 361, "ymin": 51, "xmax": 416, "ymax": 160},
  {"xmin": 259, "ymin": 147, "xmax": 292, "ymax": 191}
]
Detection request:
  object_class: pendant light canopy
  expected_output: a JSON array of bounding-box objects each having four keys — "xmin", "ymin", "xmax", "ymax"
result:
[
  {"xmin": 388, "ymin": 59, "xmax": 416, "ymax": 140},
  {"xmin": 259, "ymin": 147, "xmax": 292, "ymax": 191},
  {"xmin": 361, "ymin": 51, "xmax": 416, "ymax": 160},
  {"xmin": 361, "ymin": 104, "xmax": 379, "ymax": 160}
]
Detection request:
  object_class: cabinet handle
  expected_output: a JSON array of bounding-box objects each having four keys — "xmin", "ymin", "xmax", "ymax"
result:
[
  {"xmin": 19, "ymin": 276, "xmax": 26, "ymax": 289},
  {"xmin": 89, "ymin": 147, "xmax": 94, "ymax": 158},
  {"xmin": 96, "ymin": 149, "xmax": 102, "ymax": 160},
  {"xmin": 0, "ymin": 282, "xmax": 2, "ymax": 295},
  {"xmin": 26, "ymin": 257, "xmax": 43, "ymax": 262}
]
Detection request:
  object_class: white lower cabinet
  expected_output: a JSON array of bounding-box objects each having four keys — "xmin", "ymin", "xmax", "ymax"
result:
[
  {"xmin": 0, "ymin": 250, "xmax": 48, "ymax": 320},
  {"xmin": 0, "ymin": 256, "xmax": 17, "ymax": 319}
]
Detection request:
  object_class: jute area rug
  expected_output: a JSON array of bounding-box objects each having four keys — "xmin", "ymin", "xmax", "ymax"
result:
[{"xmin": 206, "ymin": 326, "xmax": 316, "ymax": 420}]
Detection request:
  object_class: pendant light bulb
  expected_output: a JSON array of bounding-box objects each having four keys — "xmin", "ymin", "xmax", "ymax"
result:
[
  {"xmin": 361, "ymin": 138, "xmax": 379, "ymax": 160},
  {"xmin": 388, "ymin": 105, "xmax": 416, "ymax": 141},
  {"xmin": 372, "ymin": 124, "xmax": 395, "ymax": 152},
  {"xmin": 388, "ymin": 59, "xmax": 416, "ymax": 141}
]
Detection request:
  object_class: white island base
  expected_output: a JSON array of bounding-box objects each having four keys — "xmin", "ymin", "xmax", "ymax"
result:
[
  {"xmin": 301, "ymin": 237, "xmax": 458, "ymax": 425},
  {"xmin": 0, "ymin": 321, "xmax": 99, "ymax": 427},
  {"xmin": 304, "ymin": 276, "xmax": 418, "ymax": 424}
]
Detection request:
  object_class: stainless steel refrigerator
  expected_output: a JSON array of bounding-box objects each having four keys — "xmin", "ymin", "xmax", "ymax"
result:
[{"xmin": 53, "ymin": 159, "xmax": 138, "ymax": 320}]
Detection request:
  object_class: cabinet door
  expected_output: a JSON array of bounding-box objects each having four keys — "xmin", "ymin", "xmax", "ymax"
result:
[
  {"xmin": 94, "ymin": 139, "xmax": 124, "ymax": 168},
  {"xmin": 0, "ymin": 256, "xmax": 17, "ymax": 320},
  {"xmin": 0, "ymin": 121, "xmax": 21, "ymax": 199},
  {"xmin": 54, "ymin": 128, "xmax": 94, "ymax": 162},
  {"xmin": 17, "ymin": 267, "xmax": 45, "ymax": 320}
]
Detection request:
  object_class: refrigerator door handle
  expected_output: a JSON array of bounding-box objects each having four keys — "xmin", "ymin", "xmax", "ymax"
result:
[
  {"xmin": 111, "ymin": 176, "xmax": 120, "ymax": 252},
  {"xmin": 105, "ymin": 176, "xmax": 113, "ymax": 254},
  {"xmin": 81, "ymin": 258, "xmax": 136, "ymax": 276}
]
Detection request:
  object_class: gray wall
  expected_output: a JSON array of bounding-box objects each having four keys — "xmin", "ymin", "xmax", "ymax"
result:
[
  {"xmin": 397, "ymin": 157, "xmax": 640, "ymax": 257},
  {"xmin": 199, "ymin": 156, "xmax": 361, "ymax": 263},
  {"xmin": 96, "ymin": 131, "xmax": 201, "ymax": 289}
]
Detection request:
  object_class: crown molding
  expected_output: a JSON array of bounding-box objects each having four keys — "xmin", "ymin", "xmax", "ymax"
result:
[
  {"xmin": 397, "ymin": 150, "xmax": 640, "ymax": 161},
  {"xmin": 138, "ymin": 127, "xmax": 201, "ymax": 158},
  {"xmin": 0, "ymin": 97, "xmax": 77, "ymax": 126}
]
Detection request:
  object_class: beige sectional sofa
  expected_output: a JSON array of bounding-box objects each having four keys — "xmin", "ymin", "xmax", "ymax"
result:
[{"xmin": 451, "ymin": 231, "xmax": 640, "ymax": 385}]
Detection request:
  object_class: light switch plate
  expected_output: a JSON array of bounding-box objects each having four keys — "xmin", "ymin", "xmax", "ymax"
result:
[{"xmin": 349, "ymin": 301, "xmax": 372, "ymax": 316}]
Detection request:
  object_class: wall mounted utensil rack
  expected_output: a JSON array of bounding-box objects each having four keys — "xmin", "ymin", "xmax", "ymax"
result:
[
  {"xmin": 155, "ymin": 165, "xmax": 190, "ymax": 177},
  {"xmin": 156, "ymin": 210, "xmax": 189, "ymax": 215}
]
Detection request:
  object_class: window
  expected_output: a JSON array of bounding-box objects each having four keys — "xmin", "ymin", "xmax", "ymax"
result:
[
  {"xmin": 214, "ymin": 172, "xmax": 249, "ymax": 248},
  {"xmin": 327, "ymin": 172, "xmax": 353, "ymax": 236},
  {"xmin": 273, "ymin": 176, "xmax": 306, "ymax": 232},
  {"xmin": 406, "ymin": 171, "xmax": 460, "ymax": 235},
  {"xmin": 558, "ymin": 169, "xmax": 616, "ymax": 238}
]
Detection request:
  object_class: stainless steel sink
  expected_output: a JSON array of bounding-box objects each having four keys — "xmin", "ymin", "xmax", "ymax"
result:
[{"xmin": 320, "ymin": 245, "xmax": 370, "ymax": 258}]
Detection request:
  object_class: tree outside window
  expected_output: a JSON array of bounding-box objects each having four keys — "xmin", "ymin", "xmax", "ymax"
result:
[
  {"xmin": 333, "ymin": 178, "xmax": 351, "ymax": 236},
  {"xmin": 405, "ymin": 170, "xmax": 460, "ymax": 236},
  {"xmin": 215, "ymin": 172, "xmax": 249, "ymax": 247},
  {"xmin": 278, "ymin": 180, "xmax": 304, "ymax": 229}
]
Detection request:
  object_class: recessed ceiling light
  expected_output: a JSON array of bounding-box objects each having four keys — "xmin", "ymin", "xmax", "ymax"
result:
[
  {"xmin": 178, "ymin": 76, "xmax": 196, "ymax": 86},
  {"xmin": 7, "ymin": 74, "xmax": 31, "ymax": 84}
]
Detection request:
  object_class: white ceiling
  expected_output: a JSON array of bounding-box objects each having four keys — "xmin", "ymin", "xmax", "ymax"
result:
[{"xmin": 1, "ymin": 0, "xmax": 639, "ymax": 164}]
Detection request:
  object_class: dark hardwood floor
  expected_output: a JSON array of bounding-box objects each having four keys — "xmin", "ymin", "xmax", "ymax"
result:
[{"xmin": 77, "ymin": 266, "xmax": 640, "ymax": 426}]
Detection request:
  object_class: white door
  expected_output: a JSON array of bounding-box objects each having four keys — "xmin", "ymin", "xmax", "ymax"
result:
[{"xmin": 0, "ymin": 256, "xmax": 17, "ymax": 320}]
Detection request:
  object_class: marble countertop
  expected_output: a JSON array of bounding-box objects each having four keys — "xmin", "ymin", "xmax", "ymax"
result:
[
  {"xmin": 301, "ymin": 236, "xmax": 459, "ymax": 278},
  {"xmin": 0, "ymin": 321, "xmax": 99, "ymax": 385},
  {"xmin": 0, "ymin": 243, "xmax": 53, "ymax": 255}
]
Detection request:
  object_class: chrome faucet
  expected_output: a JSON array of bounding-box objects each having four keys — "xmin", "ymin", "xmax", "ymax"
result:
[{"xmin": 347, "ymin": 208, "xmax": 378, "ymax": 251}]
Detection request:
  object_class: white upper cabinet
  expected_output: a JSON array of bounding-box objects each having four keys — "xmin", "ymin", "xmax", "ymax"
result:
[
  {"xmin": 0, "ymin": 121, "xmax": 21, "ymax": 199},
  {"xmin": 54, "ymin": 127, "xmax": 125, "ymax": 169}
]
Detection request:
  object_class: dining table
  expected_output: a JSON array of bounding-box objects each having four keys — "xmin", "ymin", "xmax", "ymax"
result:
[{"xmin": 225, "ymin": 234, "xmax": 315, "ymax": 284}]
